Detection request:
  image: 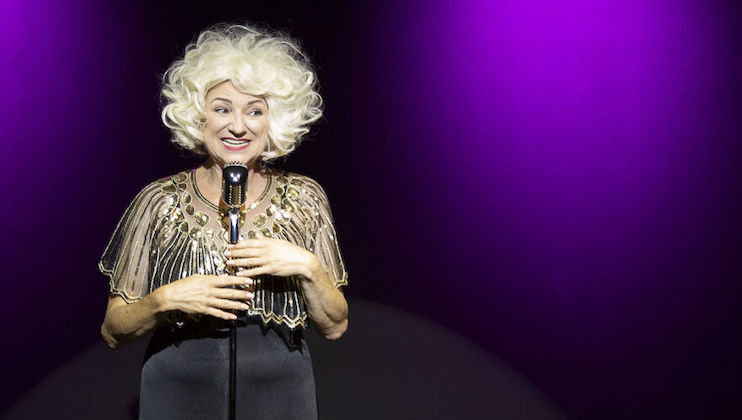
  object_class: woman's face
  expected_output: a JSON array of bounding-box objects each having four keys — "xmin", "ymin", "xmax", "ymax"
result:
[{"xmin": 202, "ymin": 81, "xmax": 269, "ymax": 167}]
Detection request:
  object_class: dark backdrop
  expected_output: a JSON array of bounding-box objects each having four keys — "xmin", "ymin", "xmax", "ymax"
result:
[{"xmin": 2, "ymin": 0, "xmax": 741, "ymax": 418}]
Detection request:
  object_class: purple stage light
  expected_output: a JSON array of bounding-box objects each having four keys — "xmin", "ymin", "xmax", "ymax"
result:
[{"xmin": 359, "ymin": 0, "xmax": 732, "ymax": 362}]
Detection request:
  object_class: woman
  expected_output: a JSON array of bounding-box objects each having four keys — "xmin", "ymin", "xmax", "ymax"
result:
[{"xmin": 99, "ymin": 24, "xmax": 348, "ymax": 419}]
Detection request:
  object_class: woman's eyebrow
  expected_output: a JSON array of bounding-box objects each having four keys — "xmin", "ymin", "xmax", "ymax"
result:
[{"xmin": 210, "ymin": 98, "xmax": 265, "ymax": 106}]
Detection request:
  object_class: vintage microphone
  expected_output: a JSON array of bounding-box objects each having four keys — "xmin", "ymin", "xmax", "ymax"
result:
[{"xmin": 220, "ymin": 162, "xmax": 248, "ymax": 420}]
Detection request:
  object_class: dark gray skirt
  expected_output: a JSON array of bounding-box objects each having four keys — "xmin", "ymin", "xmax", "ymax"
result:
[{"xmin": 139, "ymin": 319, "xmax": 317, "ymax": 420}]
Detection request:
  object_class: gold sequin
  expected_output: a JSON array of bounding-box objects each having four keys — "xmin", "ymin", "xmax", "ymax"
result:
[
  {"xmin": 271, "ymin": 195, "xmax": 281, "ymax": 206},
  {"xmin": 178, "ymin": 183, "xmax": 187, "ymax": 190},
  {"xmin": 173, "ymin": 172, "xmax": 187, "ymax": 182},
  {"xmin": 163, "ymin": 184, "xmax": 176, "ymax": 193},
  {"xmin": 172, "ymin": 208, "xmax": 184, "ymax": 223},
  {"xmin": 179, "ymin": 223, "xmax": 189, "ymax": 233},
  {"xmin": 290, "ymin": 178, "xmax": 304, "ymax": 186},
  {"xmin": 276, "ymin": 174, "xmax": 288, "ymax": 185},
  {"xmin": 204, "ymin": 228, "xmax": 214, "ymax": 238},
  {"xmin": 272, "ymin": 223, "xmax": 281, "ymax": 233},
  {"xmin": 276, "ymin": 208, "xmax": 291, "ymax": 224},
  {"xmin": 287, "ymin": 187, "xmax": 299, "ymax": 200},
  {"xmin": 261, "ymin": 228, "xmax": 272, "ymax": 237},
  {"xmin": 183, "ymin": 192, "xmax": 192, "ymax": 204},
  {"xmin": 247, "ymin": 230, "xmax": 257, "ymax": 239},
  {"xmin": 282, "ymin": 200, "xmax": 295, "ymax": 214},
  {"xmin": 189, "ymin": 227, "xmax": 201, "ymax": 239},
  {"xmin": 266, "ymin": 206, "xmax": 276, "ymax": 217},
  {"xmin": 186, "ymin": 205, "xmax": 194, "ymax": 215},
  {"xmin": 195, "ymin": 212, "xmax": 209, "ymax": 227},
  {"xmin": 252, "ymin": 214, "xmax": 267, "ymax": 227}
]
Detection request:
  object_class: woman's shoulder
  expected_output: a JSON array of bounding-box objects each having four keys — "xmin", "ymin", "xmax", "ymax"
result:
[
  {"xmin": 128, "ymin": 170, "xmax": 191, "ymax": 206},
  {"xmin": 269, "ymin": 168, "xmax": 330, "ymax": 201},
  {"xmin": 270, "ymin": 168, "xmax": 316, "ymax": 185},
  {"xmin": 157, "ymin": 170, "xmax": 191, "ymax": 185},
  {"xmin": 140, "ymin": 170, "xmax": 190, "ymax": 190}
]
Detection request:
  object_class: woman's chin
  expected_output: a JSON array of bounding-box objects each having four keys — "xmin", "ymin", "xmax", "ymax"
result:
[{"xmin": 208, "ymin": 153, "xmax": 259, "ymax": 168}]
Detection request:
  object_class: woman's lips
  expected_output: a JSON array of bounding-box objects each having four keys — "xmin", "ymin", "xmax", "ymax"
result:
[{"xmin": 221, "ymin": 138, "xmax": 251, "ymax": 151}]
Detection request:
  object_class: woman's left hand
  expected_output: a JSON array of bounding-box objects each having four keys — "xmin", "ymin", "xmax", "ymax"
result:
[
  {"xmin": 224, "ymin": 237, "xmax": 316, "ymax": 279},
  {"xmin": 226, "ymin": 236, "xmax": 348, "ymax": 340}
]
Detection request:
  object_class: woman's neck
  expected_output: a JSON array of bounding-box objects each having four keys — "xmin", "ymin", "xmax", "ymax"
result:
[{"xmin": 195, "ymin": 159, "xmax": 268, "ymax": 207}]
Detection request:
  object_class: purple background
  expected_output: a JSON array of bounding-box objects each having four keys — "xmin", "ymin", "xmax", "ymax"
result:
[{"xmin": 2, "ymin": 0, "xmax": 741, "ymax": 418}]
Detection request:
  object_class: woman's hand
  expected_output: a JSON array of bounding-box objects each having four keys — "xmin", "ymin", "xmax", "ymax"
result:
[
  {"xmin": 102, "ymin": 274, "xmax": 253, "ymax": 349},
  {"xmin": 156, "ymin": 274, "xmax": 254, "ymax": 321},
  {"xmin": 224, "ymin": 237, "xmax": 315, "ymax": 278},
  {"xmin": 224, "ymin": 237, "xmax": 349, "ymax": 340}
]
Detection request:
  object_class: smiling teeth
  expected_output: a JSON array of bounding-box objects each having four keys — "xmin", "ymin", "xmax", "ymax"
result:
[{"xmin": 222, "ymin": 139, "xmax": 249, "ymax": 145}]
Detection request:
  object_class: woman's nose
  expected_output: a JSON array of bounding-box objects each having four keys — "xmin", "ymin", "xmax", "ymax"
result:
[{"xmin": 229, "ymin": 116, "xmax": 247, "ymax": 137}]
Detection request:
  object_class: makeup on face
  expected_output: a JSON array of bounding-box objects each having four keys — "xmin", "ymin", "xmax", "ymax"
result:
[{"xmin": 201, "ymin": 81, "xmax": 269, "ymax": 167}]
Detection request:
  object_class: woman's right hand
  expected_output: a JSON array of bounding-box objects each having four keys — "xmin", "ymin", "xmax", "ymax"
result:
[{"xmin": 156, "ymin": 274, "xmax": 253, "ymax": 321}]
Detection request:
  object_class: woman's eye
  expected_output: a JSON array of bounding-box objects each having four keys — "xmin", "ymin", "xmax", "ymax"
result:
[
  {"xmin": 248, "ymin": 109, "xmax": 263, "ymax": 117},
  {"xmin": 215, "ymin": 107, "xmax": 229, "ymax": 114}
]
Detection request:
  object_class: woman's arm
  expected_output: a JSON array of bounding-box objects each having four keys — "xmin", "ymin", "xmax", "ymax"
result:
[
  {"xmin": 101, "ymin": 292, "xmax": 166, "ymax": 349},
  {"xmin": 298, "ymin": 254, "xmax": 349, "ymax": 340},
  {"xmin": 101, "ymin": 275, "xmax": 253, "ymax": 349}
]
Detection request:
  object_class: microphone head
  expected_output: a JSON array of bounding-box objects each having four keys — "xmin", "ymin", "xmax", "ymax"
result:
[{"xmin": 221, "ymin": 162, "xmax": 249, "ymax": 208}]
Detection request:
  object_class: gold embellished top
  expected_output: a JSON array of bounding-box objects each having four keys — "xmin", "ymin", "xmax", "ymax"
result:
[{"xmin": 99, "ymin": 168, "xmax": 348, "ymax": 330}]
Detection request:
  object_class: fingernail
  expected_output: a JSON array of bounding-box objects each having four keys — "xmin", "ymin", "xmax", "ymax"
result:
[
  {"xmin": 224, "ymin": 250, "xmax": 231, "ymax": 257},
  {"xmin": 245, "ymin": 292, "xmax": 252, "ymax": 299},
  {"xmin": 240, "ymin": 303, "xmax": 250, "ymax": 310},
  {"xmin": 226, "ymin": 260, "xmax": 234, "ymax": 265}
]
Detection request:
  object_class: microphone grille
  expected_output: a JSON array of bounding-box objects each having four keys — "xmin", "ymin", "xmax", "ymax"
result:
[{"xmin": 221, "ymin": 162, "xmax": 249, "ymax": 207}]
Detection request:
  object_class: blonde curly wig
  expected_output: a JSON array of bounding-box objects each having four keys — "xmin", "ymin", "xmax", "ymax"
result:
[{"xmin": 161, "ymin": 24, "xmax": 323, "ymax": 160}]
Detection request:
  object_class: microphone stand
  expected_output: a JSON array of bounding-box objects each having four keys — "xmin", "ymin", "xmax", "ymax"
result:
[
  {"xmin": 221, "ymin": 163, "xmax": 248, "ymax": 420},
  {"xmin": 228, "ymin": 209, "xmax": 238, "ymax": 420}
]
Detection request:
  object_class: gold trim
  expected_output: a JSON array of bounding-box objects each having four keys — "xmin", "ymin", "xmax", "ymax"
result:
[
  {"xmin": 98, "ymin": 260, "xmax": 143, "ymax": 303},
  {"xmin": 334, "ymin": 270, "xmax": 349, "ymax": 287}
]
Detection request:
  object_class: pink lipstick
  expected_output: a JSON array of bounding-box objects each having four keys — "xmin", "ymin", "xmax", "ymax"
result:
[{"xmin": 221, "ymin": 138, "xmax": 251, "ymax": 151}]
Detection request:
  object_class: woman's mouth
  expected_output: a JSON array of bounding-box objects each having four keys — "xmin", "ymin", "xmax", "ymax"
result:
[{"xmin": 221, "ymin": 138, "xmax": 251, "ymax": 151}]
